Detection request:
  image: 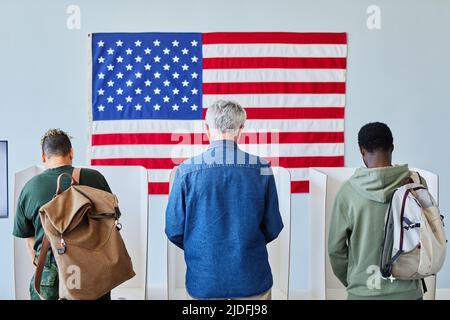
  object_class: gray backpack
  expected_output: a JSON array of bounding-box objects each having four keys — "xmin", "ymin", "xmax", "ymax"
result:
[{"xmin": 380, "ymin": 172, "xmax": 447, "ymax": 289}]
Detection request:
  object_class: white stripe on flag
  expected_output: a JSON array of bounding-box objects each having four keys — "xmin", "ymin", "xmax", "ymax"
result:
[
  {"xmin": 202, "ymin": 94, "xmax": 345, "ymax": 108},
  {"xmin": 147, "ymin": 169, "xmax": 173, "ymax": 182},
  {"xmin": 203, "ymin": 69, "xmax": 346, "ymax": 83},
  {"xmin": 92, "ymin": 119, "xmax": 344, "ymax": 134},
  {"xmin": 202, "ymin": 44, "xmax": 347, "ymax": 58},
  {"xmin": 91, "ymin": 143, "xmax": 344, "ymax": 159}
]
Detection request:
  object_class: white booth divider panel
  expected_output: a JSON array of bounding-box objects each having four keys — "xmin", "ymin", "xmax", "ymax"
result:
[
  {"xmin": 167, "ymin": 166, "xmax": 291, "ymax": 300},
  {"xmin": 13, "ymin": 166, "xmax": 148, "ymax": 300},
  {"xmin": 309, "ymin": 168, "xmax": 438, "ymax": 300}
]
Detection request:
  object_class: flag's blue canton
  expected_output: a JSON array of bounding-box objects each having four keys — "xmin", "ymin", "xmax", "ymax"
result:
[{"xmin": 92, "ymin": 33, "xmax": 203, "ymax": 121}]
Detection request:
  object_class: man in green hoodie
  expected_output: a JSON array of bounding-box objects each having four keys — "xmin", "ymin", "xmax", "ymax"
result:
[{"xmin": 328, "ymin": 122, "xmax": 423, "ymax": 300}]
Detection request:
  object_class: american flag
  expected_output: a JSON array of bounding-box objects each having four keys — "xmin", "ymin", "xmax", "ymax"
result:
[{"xmin": 89, "ymin": 32, "xmax": 346, "ymax": 194}]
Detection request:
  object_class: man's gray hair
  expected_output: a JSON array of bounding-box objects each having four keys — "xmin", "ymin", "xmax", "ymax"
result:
[{"xmin": 205, "ymin": 100, "xmax": 247, "ymax": 133}]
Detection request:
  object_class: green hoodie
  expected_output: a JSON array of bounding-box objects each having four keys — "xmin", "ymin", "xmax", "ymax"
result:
[{"xmin": 328, "ymin": 165, "xmax": 423, "ymax": 300}]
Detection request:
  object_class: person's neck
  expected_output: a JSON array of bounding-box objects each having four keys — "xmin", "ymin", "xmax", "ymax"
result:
[
  {"xmin": 365, "ymin": 153, "xmax": 392, "ymax": 169},
  {"xmin": 210, "ymin": 136, "xmax": 238, "ymax": 143},
  {"xmin": 45, "ymin": 158, "xmax": 72, "ymax": 169}
]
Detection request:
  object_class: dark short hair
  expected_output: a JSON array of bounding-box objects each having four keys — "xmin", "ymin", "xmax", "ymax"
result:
[
  {"xmin": 41, "ymin": 129, "xmax": 72, "ymax": 158},
  {"xmin": 358, "ymin": 122, "xmax": 393, "ymax": 152}
]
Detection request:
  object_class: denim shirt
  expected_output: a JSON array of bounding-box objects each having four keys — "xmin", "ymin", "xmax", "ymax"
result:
[{"xmin": 165, "ymin": 139, "xmax": 284, "ymax": 299}]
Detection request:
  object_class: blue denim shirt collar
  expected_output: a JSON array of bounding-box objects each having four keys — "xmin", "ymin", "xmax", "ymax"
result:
[{"xmin": 207, "ymin": 139, "xmax": 238, "ymax": 150}]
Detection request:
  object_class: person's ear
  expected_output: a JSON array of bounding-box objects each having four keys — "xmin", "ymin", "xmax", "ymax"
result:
[
  {"xmin": 41, "ymin": 152, "xmax": 46, "ymax": 164},
  {"xmin": 359, "ymin": 146, "xmax": 366, "ymax": 157},
  {"xmin": 205, "ymin": 124, "xmax": 211, "ymax": 141},
  {"xmin": 236, "ymin": 125, "xmax": 244, "ymax": 142},
  {"xmin": 69, "ymin": 148, "xmax": 74, "ymax": 161},
  {"xmin": 359, "ymin": 147, "xmax": 369, "ymax": 167},
  {"xmin": 391, "ymin": 144, "xmax": 395, "ymax": 153}
]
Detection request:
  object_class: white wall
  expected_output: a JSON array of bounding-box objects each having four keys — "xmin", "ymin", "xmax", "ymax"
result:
[{"xmin": 1, "ymin": 0, "xmax": 450, "ymax": 299}]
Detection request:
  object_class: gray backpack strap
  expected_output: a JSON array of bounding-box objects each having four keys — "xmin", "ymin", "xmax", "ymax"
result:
[{"xmin": 410, "ymin": 171, "xmax": 423, "ymax": 185}]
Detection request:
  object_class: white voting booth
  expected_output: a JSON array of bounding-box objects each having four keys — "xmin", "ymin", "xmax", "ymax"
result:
[
  {"xmin": 13, "ymin": 165, "xmax": 148, "ymax": 300},
  {"xmin": 167, "ymin": 166, "xmax": 292, "ymax": 300},
  {"xmin": 309, "ymin": 167, "xmax": 438, "ymax": 300}
]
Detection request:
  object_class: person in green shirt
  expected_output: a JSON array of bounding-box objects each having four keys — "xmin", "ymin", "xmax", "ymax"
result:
[
  {"xmin": 328, "ymin": 122, "xmax": 423, "ymax": 300},
  {"xmin": 13, "ymin": 129, "xmax": 112, "ymax": 300}
]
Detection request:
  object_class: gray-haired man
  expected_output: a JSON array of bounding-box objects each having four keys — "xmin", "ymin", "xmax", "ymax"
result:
[{"xmin": 165, "ymin": 100, "xmax": 284, "ymax": 300}]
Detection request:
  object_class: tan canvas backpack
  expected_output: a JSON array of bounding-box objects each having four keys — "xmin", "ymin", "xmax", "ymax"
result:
[{"xmin": 34, "ymin": 168, "xmax": 135, "ymax": 300}]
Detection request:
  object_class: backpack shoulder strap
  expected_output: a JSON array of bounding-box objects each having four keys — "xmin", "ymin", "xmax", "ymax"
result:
[
  {"xmin": 410, "ymin": 171, "xmax": 424, "ymax": 185},
  {"xmin": 34, "ymin": 235, "xmax": 51, "ymax": 299},
  {"xmin": 72, "ymin": 167, "xmax": 81, "ymax": 185},
  {"xmin": 34, "ymin": 168, "xmax": 81, "ymax": 298}
]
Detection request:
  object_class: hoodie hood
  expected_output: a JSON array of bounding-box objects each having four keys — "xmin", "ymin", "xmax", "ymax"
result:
[{"xmin": 349, "ymin": 164, "xmax": 410, "ymax": 203}]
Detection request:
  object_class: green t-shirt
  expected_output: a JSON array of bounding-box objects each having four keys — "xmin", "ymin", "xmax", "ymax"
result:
[{"xmin": 13, "ymin": 165, "xmax": 112, "ymax": 254}]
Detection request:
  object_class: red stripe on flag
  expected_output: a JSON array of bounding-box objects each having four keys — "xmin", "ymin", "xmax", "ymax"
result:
[
  {"xmin": 92, "ymin": 131, "xmax": 344, "ymax": 146},
  {"xmin": 202, "ymin": 32, "xmax": 347, "ymax": 45},
  {"xmin": 148, "ymin": 181, "xmax": 309, "ymax": 195},
  {"xmin": 91, "ymin": 157, "xmax": 184, "ymax": 169},
  {"xmin": 148, "ymin": 182, "xmax": 169, "ymax": 195},
  {"xmin": 203, "ymin": 57, "xmax": 347, "ymax": 69},
  {"xmin": 201, "ymin": 107, "xmax": 345, "ymax": 119},
  {"xmin": 91, "ymin": 156, "xmax": 344, "ymax": 170},
  {"xmin": 265, "ymin": 156, "xmax": 344, "ymax": 168},
  {"xmin": 291, "ymin": 181, "xmax": 310, "ymax": 193},
  {"xmin": 92, "ymin": 133, "xmax": 209, "ymax": 146},
  {"xmin": 202, "ymin": 82, "xmax": 346, "ymax": 94},
  {"xmin": 239, "ymin": 132, "xmax": 344, "ymax": 144}
]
